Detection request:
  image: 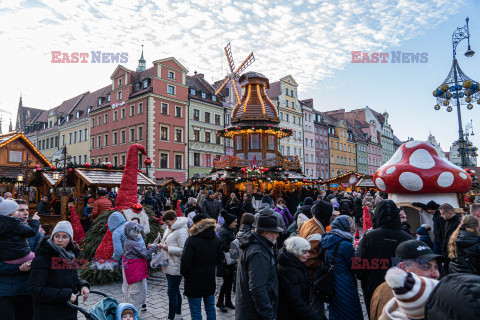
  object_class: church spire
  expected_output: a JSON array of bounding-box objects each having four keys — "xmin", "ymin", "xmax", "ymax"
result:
[
  {"xmin": 8, "ymin": 118, "xmax": 12, "ymax": 132},
  {"xmin": 136, "ymin": 45, "xmax": 146, "ymax": 72}
]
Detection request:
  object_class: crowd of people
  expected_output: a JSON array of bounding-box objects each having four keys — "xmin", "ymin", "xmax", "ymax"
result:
[{"xmin": 1, "ymin": 186, "xmax": 480, "ymax": 319}]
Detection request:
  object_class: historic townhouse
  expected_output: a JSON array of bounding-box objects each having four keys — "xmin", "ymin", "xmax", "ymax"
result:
[
  {"xmin": 187, "ymin": 73, "xmax": 225, "ymax": 178},
  {"xmin": 89, "ymin": 53, "xmax": 189, "ymax": 181},
  {"xmin": 313, "ymin": 111, "xmax": 330, "ymax": 180},
  {"xmin": 348, "ymin": 121, "xmax": 369, "ymax": 175},
  {"xmin": 267, "ymin": 75, "xmax": 304, "ymax": 169},
  {"xmin": 300, "ymin": 99, "xmax": 316, "ymax": 178}
]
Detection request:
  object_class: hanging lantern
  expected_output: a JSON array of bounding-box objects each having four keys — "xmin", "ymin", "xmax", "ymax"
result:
[
  {"xmin": 446, "ymin": 92, "xmax": 453, "ymax": 99},
  {"xmin": 434, "ymin": 104, "xmax": 440, "ymax": 110},
  {"xmin": 443, "ymin": 100, "xmax": 450, "ymax": 106},
  {"xmin": 144, "ymin": 157, "xmax": 152, "ymax": 166},
  {"xmin": 447, "ymin": 106, "xmax": 453, "ymax": 112},
  {"xmin": 466, "ymin": 96, "xmax": 473, "ymax": 103},
  {"xmin": 463, "ymin": 80, "xmax": 473, "ymax": 88},
  {"xmin": 440, "ymin": 84, "xmax": 449, "ymax": 92},
  {"xmin": 467, "ymin": 104, "xmax": 474, "ymax": 110}
]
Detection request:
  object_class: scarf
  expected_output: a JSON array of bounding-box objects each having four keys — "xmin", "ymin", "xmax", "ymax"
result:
[
  {"xmin": 329, "ymin": 216, "xmax": 354, "ymax": 242},
  {"xmin": 47, "ymin": 238, "xmax": 76, "ymax": 263}
]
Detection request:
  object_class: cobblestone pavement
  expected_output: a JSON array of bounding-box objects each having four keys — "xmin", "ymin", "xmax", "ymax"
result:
[
  {"xmin": 78, "ymin": 273, "xmax": 369, "ymax": 320},
  {"xmin": 78, "ymin": 272, "xmax": 235, "ymax": 320}
]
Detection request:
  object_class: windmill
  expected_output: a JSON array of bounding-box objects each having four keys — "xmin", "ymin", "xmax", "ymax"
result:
[{"xmin": 215, "ymin": 42, "xmax": 255, "ymax": 103}]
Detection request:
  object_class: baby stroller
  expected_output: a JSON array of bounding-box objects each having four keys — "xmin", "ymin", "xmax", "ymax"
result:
[{"xmin": 67, "ymin": 290, "xmax": 118, "ymax": 320}]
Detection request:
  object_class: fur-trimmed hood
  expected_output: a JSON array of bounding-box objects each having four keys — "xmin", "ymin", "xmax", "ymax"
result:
[{"xmin": 189, "ymin": 218, "xmax": 217, "ymax": 237}]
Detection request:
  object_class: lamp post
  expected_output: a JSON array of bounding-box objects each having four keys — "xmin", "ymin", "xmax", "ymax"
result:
[
  {"xmin": 144, "ymin": 157, "xmax": 152, "ymax": 177},
  {"xmin": 464, "ymin": 120, "xmax": 478, "ymax": 166},
  {"xmin": 433, "ymin": 17, "xmax": 478, "ymax": 167}
]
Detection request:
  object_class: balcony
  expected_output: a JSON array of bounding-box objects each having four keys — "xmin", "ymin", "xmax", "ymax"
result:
[{"xmin": 213, "ymin": 154, "xmax": 301, "ymax": 171}]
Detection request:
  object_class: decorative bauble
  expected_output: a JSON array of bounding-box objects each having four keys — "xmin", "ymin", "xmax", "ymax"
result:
[
  {"xmin": 464, "ymin": 89, "xmax": 472, "ymax": 96},
  {"xmin": 440, "ymin": 84, "xmax": 449, "ymax": 92},
  {"xmin": 144, "ymin": 157, "xmax": 152, "ymax": 166},
  {"xmin": 467, "ymin": 104, "xmax": 473, "ymax": 110},
  {"xmin": 50, "ymin": 166, "xmax": 56, "ymax": 170},
  {"xmin": 446, "ymin": 92, "xmax": 453, "ymax": 99},
  {"xmin": 36, "ymin": 167, "xmax": 42, "ymax": 172},
  {"xmin": 132, "ymin": 203, "xmax": 143, "ymax": 213},
  {"xmin": 434, "ymin": 104, "xmax": 440, "ymax": 110},
  {"xmin": 84, "ymin": 163, "xmax": 91, "ymax": 168},
  {"xmin": 67, "ymin": 167, "xmax": 73, "ymax": 173},
  {"xmin": 105, "ymin": 162, "xmax": 113, "ymax": 169},
  {"xmin": 35, "ymin": 165, "xmax": 40, "ymax": 168},
  {"xmin": 447, "ymin": 106, "xmax": 453, "ymax": 112},
  {"xmin": 466, "ymin": 96, "xmax": 473, "ymax": 103},
  {"xmin": 477, "ymin": 99, "xmax": 480, "ymax": 105},
  {"xmin": 463, "ymin": 80, "xmax": 472, "ymax": 88},
  {"xmin": 443, "ymin": 100, "xmax": 450, "ymax": 106}
]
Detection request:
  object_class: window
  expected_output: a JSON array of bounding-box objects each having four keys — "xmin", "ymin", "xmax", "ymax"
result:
[
  {"xmin": 168, "ymin": 71, "xmax": 175, "ymax": 79},
  {"xmin": 225, "ymin": 114, "xmax": 230, "ymax": 125},
  {"xmin": 292, "ymin": 116, "xmax": 295, "ymax": 124},
  {"xmin": 167, "ymin": 85, "xmax": 175, "ymax": 95},
  {"xmin": 161, "ymin": 103, "xmax": 168, "ymax": 115},
  {"xmin": 91, "ymin": 137, "xmax": 95, "ymax": 149},
  {"xmin": 78, "ymin": 130, "xmax": 82, "ymax": 142},
  {"xmin": 118, "ymin": 78, "xmax": 122, "ymax": 86},
  {"xmin": 190, "ymin": 89, "xmax": 196, "ymax": 95},
  {"xmin": 268, "ymin": 135, "xmax": 275, "ymax": 150},
  {"xmin": 113, "ymin": 110, "xmax": 118, "ymax": 121},
  {"xmin": 194, "ymin": 153, "xmax": 200, "ymax": 166},
  {"xmin": 55, "ymin": 136, "xmax": 58, "ymax": 147},
  {"xmin": 143, "ymin": 80, "xmax": 148, "ymax": 89},
  {"xmin": 175, "ymin": 106, "xmax": 182, "ymax": 117},
  {"xmin": 286, "ymin": 114, "xmax": 289, "ymax": 122},
  {"xmin": 68, "ymin": 132, "xmax": 72, "ymax": 144},
  {"xmin": 138, "ymin": 127, "xmax": 143, "ymax": 140},
  {"xmin": 193, "ymin": 130, "xmax": 200, "ymax": 141},
  {"xmin": 175, "ymin": 155, "xmax": 182, "ymax": 169},
  {"xmin": 216, "ymin": 135, "xmax": 221, "ymax": 144},
  {"xmin": 212, "ymin": 95, "xmax": 216, "ymax": 101},
  {"xmin": 287, "ymin": 146, "xmax": 290, "ymax": 155},
  {"xmin": 175, "ymin": 129, "xmax": 182, "ymax": 142},
  {"xmin": 285, "ymin": 88, "xmax": 288, "ymax": 95},
  {"xmin": 113, "ymin": 156, "xmax": 118, "ymax": 167},
  {"xmin": 117, "ymin": 91, "xmax": 122, "ymax": 100},
  {"xmin": 280, "ymin": 112, "xmax": 283, "ymax": 120},
  {"xmin": 201, "ymin": 92, "xmax": 206, "ymax": 99},
  {"xmin": 205, "ymin": 132, "xmax": 211, "ymax": 143},
  {"xmin": 160, "ymin": 127, "xmax": 168, "ymax": 141},
  {"xmin": 97, "ymin": 116, "xmax": 101, "ymax": 126},
  {"xmin": 236, "ymin": 136, "xmax": 243, "ymax": 150},
  {"xmin": 160, "ymin": 153, "xmax": 168, "ymax": 168},
  {"xmin": 251, "ymin": 134, "xmax": 260, "ymax": 149},
  {"xmin": 331, "ymin": 155, "xmax": 334, "ymax": 163},
  {"xmin": 121, "ymin": 130, "xmax": 126, "ymax": 144},
  {"xmin": 46, "ymin": 139, "xmax": 49, "ymax": 149},
  {"xmin": 104, "ymin": 113, "xmax": 108, "ymax": 124},
  {"xmin": 130, "ymin": 128, "xmax": 135, "ymax": 142},
  {"xmin": 113, "ymin": 132, "xmax": 118, "ymax": 145},
  {"xmin": 121, "ymin": 108, "xmax": 126, "ymax": 119},
  {"xmin": 204, "ymin": 112, "xmax": 210, "ymax": 123},
  {"xmin": 97, "ymin": 136, "xmax": 101, "ymax": 148},
  {"xmin": 193, "ymin": 109, "xmax": 199, "ymax": 121},
  {"xmin": 336, "ymin": 142, "xmax": 339, "ymax": 149},
  {"xmin": 215, "ymin": 114, "xmax": 221, "ymax": 125},
  {"xmin": 104, "ymin": 134, "xmax": 109, "ymax": 147},
  {"xmin": 205, "ymin": 154, "xmax": 211, "ymax": 167},
  {"xmin": 138, "ymin": 102, "xmax": 143, "ymax": 114},
  {"xmin": 121, "ymin": 155, "xmax": 126, "ymax": 166},
  {"xmin": 130, "ymin": 105, "xmax": 135, "ymax": 116}
]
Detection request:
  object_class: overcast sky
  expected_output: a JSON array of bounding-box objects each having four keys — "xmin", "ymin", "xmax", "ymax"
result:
[{"xmin": 1, "ymin": 0, "xmax": 479, "ymax": 153}]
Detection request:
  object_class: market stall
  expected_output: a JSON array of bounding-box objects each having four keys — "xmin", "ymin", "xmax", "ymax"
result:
[{"xmin": 322, "ymin": 172, "xmax": 369, "ymax": 192}]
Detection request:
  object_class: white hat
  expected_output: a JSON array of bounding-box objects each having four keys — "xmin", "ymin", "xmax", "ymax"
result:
[{"xmin": 52, "ymin": 221, "xmax": 74, "ymax": 240}]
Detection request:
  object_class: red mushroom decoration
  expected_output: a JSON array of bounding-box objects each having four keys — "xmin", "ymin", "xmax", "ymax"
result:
[{"xmin": 373, "ymin": 140, "xmax": 472, "ymax": 207}]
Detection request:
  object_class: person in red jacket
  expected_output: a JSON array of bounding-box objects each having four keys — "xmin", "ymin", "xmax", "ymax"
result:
[{"xmin": 91, "ymin": 189, "xmax": 113, "ymax": 221}]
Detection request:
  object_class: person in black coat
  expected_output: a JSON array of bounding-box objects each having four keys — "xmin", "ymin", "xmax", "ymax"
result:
[
  {"xmin": 29, "ymin": 221, "xmax": 89, "ymax": 320},
  {"xmin": 180, "ymin": 215, "xmax": 222, "ymax": 319},
  {"xmin": 242, "ymin": 193, "xmax": 255, "ymax": 215},
  {"xmin": 227, "ymin": 193, "xmax": 244, "ymax": 225},
  {"xmin": 293, "ymin": 197, "xmax": 314, "ymax": 220},
  {"xmin": 277, "ymin": 237, "xmax": 321, "ymax": 320},
  {"xmin": 285, "ymin": 189, "xmax": 300, "ymax": 220},
  {"xmin": 425, "ymin": 273, "xmax": 480, "ymax": 320},
  {"xmin": 216, "ymin": 214, "xmax": 238, "ymax": 312},
  {"xmin": 141, "ymin": 191, "xmax": 158, "ymax": 215},
  {"xmin": 448, "ymin": 215, "xmax": 480, "ymax": 275},
  {"xmin": 356, "ymin": 200, "xmax": 413, "ymax": 315},
  {"xmin": 235, "ymin": 214, "xmax": 283, "ymax": 320},
  {"xmin": 200, "ymin": 191, "xmax": 221, "ymax": 220},
  {"xmin": 438, "ymin": 203, "xmax": 461, "ymax": 259}
]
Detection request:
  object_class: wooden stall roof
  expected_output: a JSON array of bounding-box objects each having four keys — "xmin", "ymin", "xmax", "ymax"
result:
[
  {"xmin": 356, "ymin": 177, "xmax": 375, "ymax": 188},
  {"xmin": 156, "ymin": 178, "xmax": 182, "ymax": 187},
  {"xmin": 54, "ymin": 168, "xmax": 155, "ymax": 187},
  {"xmin": 0, "ymin": 132, "xmax": 52, "ymax": 167},
  {"xmin": 0, "ymin": 165, "xmax": 26, "ymax": 180}
]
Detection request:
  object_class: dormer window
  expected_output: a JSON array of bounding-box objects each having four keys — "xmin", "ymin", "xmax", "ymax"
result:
[
  {"xmin": 143, "ymin": 79, "xmax": 148, "ymax": 88},
  {"xmin": 212, "ymin": 95, "xmax": 216, "ymax": 101},
  {"xmin": 118, "ymin": 78, "xmax": 122, "ymax": 86},
  {"xmin": 201, "ymin": 92, "xmax": 206, "ymax": 99},
  {"xmin": 76, "ymin": 111, "xmax": 80, "ymax": 119},
  {"xmin": 87, "ymin": 106, "xmax": 92, "ymax": 115},
  {"xmin": 66, "ymin": 115, "xmax": 69, "ymax": 122},
  {"xmin": 57, "ymin": 118, "xmax": 61, "ymax": 125},
  {"xmin": 190, "ymin": 89, "xmax": 196, "ymax": 95},
  {"xmin": 135, "ymin": 83, "xmax": 140, "ymax": 91},
  {"xmin": 107, "ymin": 94, "xmax": 110, "ymax": 102},
  {"xmin": 98, "ymin": 98, "xmax": 102, "ymax": 106}
]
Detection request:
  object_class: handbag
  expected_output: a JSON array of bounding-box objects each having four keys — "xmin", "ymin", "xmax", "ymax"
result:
[
  {"xmin": 224, "ymin": 251, "xmax": 236, "ymax": 265},
  {"xmin": 150, "ymin": 233, "xmax": 169, "ymax": 268},
  {"xmin": 313, "ymin": 241, "xmax": 341, "ymax": 302}
]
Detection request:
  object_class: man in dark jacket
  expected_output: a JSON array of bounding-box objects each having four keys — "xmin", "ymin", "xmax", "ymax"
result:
[
  {"xmin": 180, "ymin": 214, "xmax": 222, "ymax": 319},
  {"xmin": 141, "ymin": 191, "xmax": 159, "ymax": 215},
  {"xmin": 36, "ymin": 195, "xmax": 49, "ymax": 215},
  {"xmin": 438, "ymin": 203, "xmax": 461, "ymax": 259},
  {"xmin": 201, "ymin": 191, "xmax": 221, "ymax": 220},
  {"xmin": 353, "ymin": 194, "xmax": 363, "ymax": 225},
  {"xmin": 294, "ymin": 197, "xmax": 314, "ymax": 220},
  {"xmin": 235, "ymin": 214, "xmax": 283, "ymax": 320},
  {"xmin": 356, "ymin": 199, "xmax": 413, "ymax": 315}
]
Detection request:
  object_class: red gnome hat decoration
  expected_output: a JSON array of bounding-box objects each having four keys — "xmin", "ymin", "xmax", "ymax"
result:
[
  {"xmin": 115, "ymin": 144, "xmax": 148, "ymax": 210},
  {"xmin": 95, "ymin": 224, "xmax": 114, "ymax": 260},
  {"xmin": 69, "ymin": 205, "xmax": 85, "ymax": 246},
  {"xmin": 362, "ymin": 206, "xmax": 372, "ymax": 234}
]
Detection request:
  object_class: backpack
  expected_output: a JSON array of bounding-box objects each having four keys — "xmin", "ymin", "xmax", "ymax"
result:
[{"xmin": 229, "ymin": 239, "xmax": 240, "ymax": 259}]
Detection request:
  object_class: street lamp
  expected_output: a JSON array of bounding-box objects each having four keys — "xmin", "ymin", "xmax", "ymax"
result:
[
  {"xmin": 433, "ymin": 17, "xmax": 478, "ymax": 167},
  {"xmin": 17, "ymin": 174, "xmax": 24, "ymax": 182},
  {"xmin": 52, "ymin": 171, "xmax": 60, "ymax": 180}
]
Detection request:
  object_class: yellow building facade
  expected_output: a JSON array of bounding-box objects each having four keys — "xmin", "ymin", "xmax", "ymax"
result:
[{"xmin": 328, "ymin": 120, "xmax": 357, "ymax": 178}]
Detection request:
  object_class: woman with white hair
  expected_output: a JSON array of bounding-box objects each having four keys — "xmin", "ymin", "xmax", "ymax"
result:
[{"xmin": 277, "ymin": 236, "xmax": 322, "ymax": 320}]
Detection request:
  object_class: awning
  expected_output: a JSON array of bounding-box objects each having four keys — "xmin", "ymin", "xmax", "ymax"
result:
[
  {"xmin": 54, "ymin": 168, "xmax": 155, "ymax": 188},
  {"xmin": 356, "ymin": 177, "xmax": 375, "ymax": 188}
]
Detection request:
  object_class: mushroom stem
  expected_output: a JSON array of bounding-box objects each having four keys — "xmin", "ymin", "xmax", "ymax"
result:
[{"xmin": 388, "ymin": 193, "xmax": 460, "ymax": 208}]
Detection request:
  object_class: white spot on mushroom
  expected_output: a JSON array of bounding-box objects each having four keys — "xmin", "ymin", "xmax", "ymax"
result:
[
  {"xmin": 459, "ymin": 172, "xmax": 468, "ymax": 179},
  {"xmin": 399, "ymin": 172, "xmax": 423, "ymax": 191},
  {"xmin": 386, "ymin": 166, "xmax": 396, "ymax": 174},
  {"xmin": 409, "ymin": 149, "xmax": 435, "ymax": 169},
  {"xmin": 439, "ymin": 158, "xmax": 467, "ymax": 173},
  {"xmin": 383, "ymin": 149, "xmax": 403, "ymax": 167},
  {"xmin": 405, "ymin": 140, "xmax": 423, "ymax": 148},
  {"xmin": 437, "ymin": 171, "xmax": 454, "ymax": 188},
  {"xmin": 375, "ymin": 178, "xmax": 386, "ymax": 191}
]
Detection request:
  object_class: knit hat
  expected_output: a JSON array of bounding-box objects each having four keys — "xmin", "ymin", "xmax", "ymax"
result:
[
  {"xmin": 223, "ymin": 214, "xmax": 236, "ymax": 227},
  {"xmin": 385, "ymin": 268, "xmax": 438, "ymax": 319},
  {"xmin": 115, "ymin": 144, "xmax": 148, "ymax": 209},
  {"xmin": 192, "ymin": 213, "xmax": 208, "ymax": 224},
  {"xmin": 261, "ymin": 195, "xmax": 273, "ymax": 206},
  {"xmin": 87, "ymin": 198, "xmax": 94, "ymax": 204},
  {"xmin": 311, "ymin": 201, "xmax": 333, "ymax": 228},
  {"xmin": 52, "ymin": 221, "xmax": 74, "ymax": 240},
  {"xmin": 122, "ymin": 308, "xmax": 134, "ymax": 317},
  {"xmin": 0, "ymin": 197, "xmax": 19, "ymax": 216},
  {"xmin": 304, "ymin": 197, "xmax": 313, "ymax": 205}
]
